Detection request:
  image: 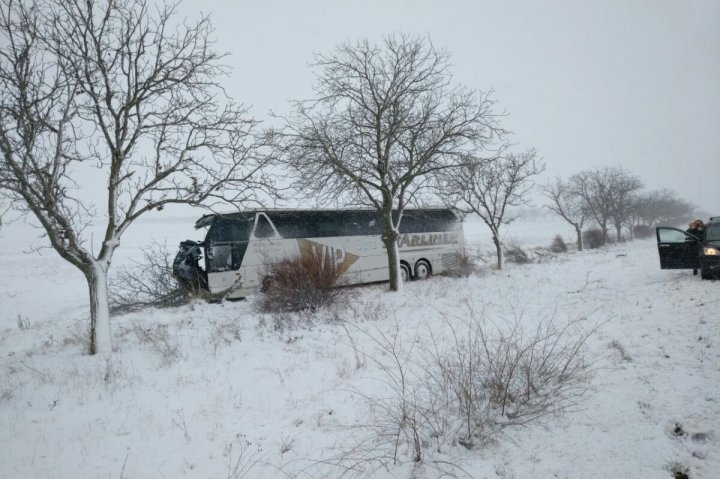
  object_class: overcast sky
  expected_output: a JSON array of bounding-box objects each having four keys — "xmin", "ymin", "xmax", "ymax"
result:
[{"xmin": 177, "ymin": 0, "xmax": 720, "ymax": 213}]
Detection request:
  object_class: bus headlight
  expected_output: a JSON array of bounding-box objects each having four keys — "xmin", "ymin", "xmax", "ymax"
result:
[{"xmin": 704, "ymin": 247, "xmax": 719, "ymax": 256}]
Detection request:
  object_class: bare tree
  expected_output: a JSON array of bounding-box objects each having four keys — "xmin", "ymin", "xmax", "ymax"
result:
[
  {"xmin": 606, "ymin": 168, "xmax": 642, "ymax": 241},
  {"xmin": 0, "ymin": 0, "xmax": 272, "ymax": 355},
  {"xmin": 635, "ymin": 189, "xmax": 694, "ymax": 228},
  {"xmin": 438, "ymin": 148, "xmax": 543, "ymax": 269},
  {"xmin": 273, "ymin": 34, "xmax": 502, "ymax": 291},
  {"xmin": 541, "ymin": 177, "xmax": 587, "ymax": 251},
  {"xmin": 624, "ymin": 193, "xmax": 661, "ymax": 240},
  {"xmin": 569, "ymin": 168, "xmax": 613, "ymax": 245},
  {"xmin": 624, "ymin": 189, "xmax": 695, "ymax": 239},
  {"xmin": 569, "ymin": 167, "xmax": 642, "ymax": 244}
]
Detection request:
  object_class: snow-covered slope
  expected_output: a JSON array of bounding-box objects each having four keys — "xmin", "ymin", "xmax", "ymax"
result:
[{"xmin": 0, "ymin": 216, "xmax": 717, "ymax": 478}]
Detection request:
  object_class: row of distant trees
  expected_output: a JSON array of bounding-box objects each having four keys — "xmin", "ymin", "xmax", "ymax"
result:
[
  {"xmin": 0, "ymin": 0, "xmax": 693, "ymax": 355},
  {"xmin": 543, "ymin": 167, "xmax": 694, "ymax": 251}
]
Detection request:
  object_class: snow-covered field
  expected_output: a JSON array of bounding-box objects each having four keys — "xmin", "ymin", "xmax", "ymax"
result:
[{"xmin": 1, "ymin": 214, "xmax": 718, "ymax": 479}]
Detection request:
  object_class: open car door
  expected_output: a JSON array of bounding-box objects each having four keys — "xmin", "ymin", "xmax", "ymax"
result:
[{"xmin": 656, "ymin": 227, "xmax": 702, "ymax": 270}]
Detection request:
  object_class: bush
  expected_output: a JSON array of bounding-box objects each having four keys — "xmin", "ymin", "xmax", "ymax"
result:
[
  {"xmin": 428, "ymin": 308, "xmax": 594, "ymax": 447},
  {"xmin": 443, "ymin": 249, "xmax": 480, "ymax": 277},
  {"xmin": 332, "ymin": 305, "xmax": 596, "ymax": 475},
  {"xmin": 550, "ymin": 234, "xmax": 568, "ymax": 253},
  {"xmin": 256, "ymin": 252, "xmax": 345, "ymax": 313},
  {"xmin": 582, "ymin": 228, "xmax": 605, "ymax": 249},
  {"xmin": 504, "ymin": 241, "xmax": 531, "ymax": 264}
]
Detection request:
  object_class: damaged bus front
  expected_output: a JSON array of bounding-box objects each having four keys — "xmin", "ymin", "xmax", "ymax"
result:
[{"xmin": 172, "ymin": 212, "xmax": 256, "ymax": 297}]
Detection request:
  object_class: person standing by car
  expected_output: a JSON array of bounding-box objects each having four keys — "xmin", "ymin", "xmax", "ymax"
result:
[
  {"xmin": 685, "ymin": 219, "xmax": 705, "ymax": 275},
  {"xmin": 686, "ymin": 219, "xmax": 706, "ymax": 239}
]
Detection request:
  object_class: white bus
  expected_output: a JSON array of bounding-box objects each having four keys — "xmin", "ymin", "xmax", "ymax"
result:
[{"xmin": 173, "ymin": 208, "xmax": 466, "ymax": 298}]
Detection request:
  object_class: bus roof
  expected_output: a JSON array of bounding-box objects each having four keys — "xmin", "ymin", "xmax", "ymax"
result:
[{"xmin": 194, "ymin": 207, "xmax": 460, "ymax": 229}]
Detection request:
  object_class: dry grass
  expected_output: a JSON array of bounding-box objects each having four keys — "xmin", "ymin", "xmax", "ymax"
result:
[{"xmin": 131, "ymin": 322, "xmax": 182, "ymax": 366}]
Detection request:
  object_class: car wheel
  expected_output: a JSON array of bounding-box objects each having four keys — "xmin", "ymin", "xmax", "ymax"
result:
[
  {"xmin": 414, "ymin": 259, "xmax": 431, "ymax": 280},
  {"xmin": 701, "ymin": 271, "xmax": 712, "ymax": 280}
]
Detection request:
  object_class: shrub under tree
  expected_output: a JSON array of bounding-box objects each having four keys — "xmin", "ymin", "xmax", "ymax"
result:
[
  {"xmin": 256, "ymin": 252, "xmax": 346, "ymax": 313},
  {"xmin": 550, "ymin": 235, "xmax": 568, "ymax": 253},
  {"xmin": 583, "ymin": 228, "xmax": 605, "ymax": 249}
]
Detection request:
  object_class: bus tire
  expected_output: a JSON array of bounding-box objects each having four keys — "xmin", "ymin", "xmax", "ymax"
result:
[
  {"xmin": 414, "ymin": 259, "xmax": 431, "ymax": 280},
  {"xmin": 400, "ymin": 262, "xmax": 411, "ymax": 282}
]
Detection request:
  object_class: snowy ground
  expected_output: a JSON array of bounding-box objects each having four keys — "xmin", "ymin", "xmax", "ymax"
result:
[{"xmin": 0, "ymin": 214, "xmax": 718, "ymax": 479}]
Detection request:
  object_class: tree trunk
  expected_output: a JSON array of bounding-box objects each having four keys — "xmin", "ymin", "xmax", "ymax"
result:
[
  {"xmin": 383, "ymin": 231, "xmax": 402, "ymax": 292},
  {"xmin": 380, "ymin": 206, "xmax": 402, "ymax": 292},
  {"xmin": 493, "ymin": 234, "xmax": 503, "ymax": 270},
  {"xmin": 601, "ymin": 223, "xmax": 608, "ymax": 245},
  {"xmin": 615, "ymin": 222, "xmax": 623, "ymax": 242},
  {"xmin": 575, "ymin": 224, "xmax": 583, "ymax": 251},
  {"xmin": 84, "ymin": 262, "xmax": 112, "ymax": 355}
]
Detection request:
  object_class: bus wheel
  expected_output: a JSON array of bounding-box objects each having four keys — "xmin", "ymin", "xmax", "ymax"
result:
[
  {"xmin": 400, "ymin": 262, "xmax": 411, "ymax": 282},
  {"xmin": 414, "ymin": 259, "xmax": 431, "ymax": 280}
]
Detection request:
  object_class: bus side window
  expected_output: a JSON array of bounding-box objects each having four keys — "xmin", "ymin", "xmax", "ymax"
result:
[{"xmin": 253, "ymin": 214, "xmax": 277, "ymax": 239}]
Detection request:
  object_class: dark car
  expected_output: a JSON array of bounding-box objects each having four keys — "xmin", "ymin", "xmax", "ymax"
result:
[{"xmin": 656, "ymin": 216, "xmax": 720, "ymax": 280}]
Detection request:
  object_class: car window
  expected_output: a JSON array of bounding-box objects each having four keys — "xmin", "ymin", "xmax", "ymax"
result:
[
  {"xmin": 705, "ymin": 224, "xmax": 720, "ymax": 241},
  {"xmin": 658, "ymin": 228, "xmax": 693, "ymax": 243}
]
